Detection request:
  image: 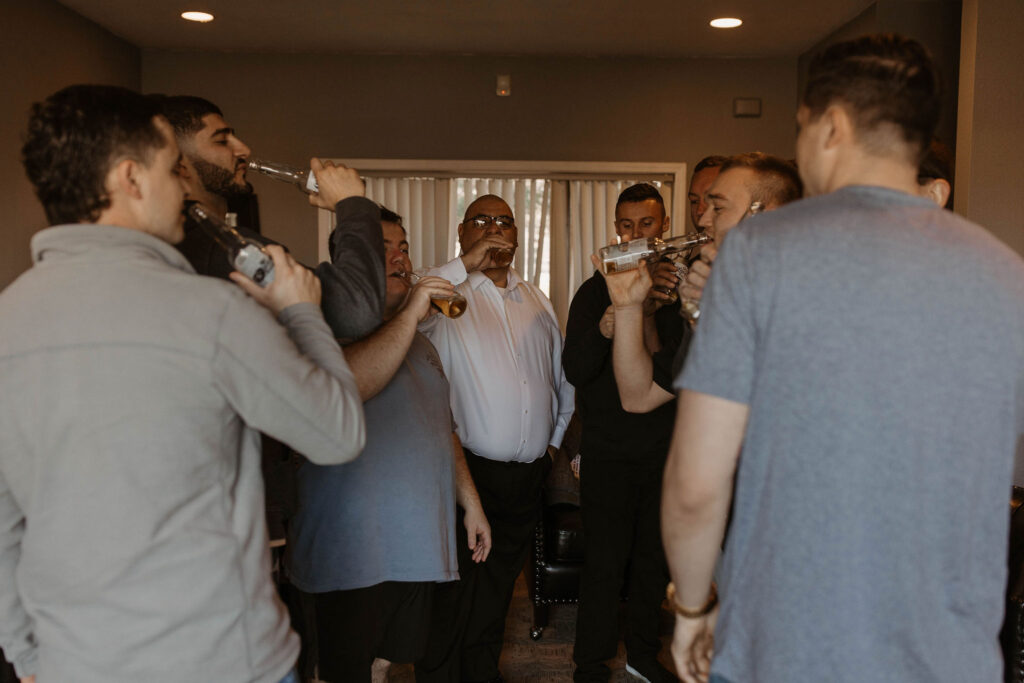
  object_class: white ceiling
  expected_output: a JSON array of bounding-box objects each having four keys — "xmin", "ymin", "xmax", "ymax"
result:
[{"xmin": 57, "ymin": 0, "xmax": 876, "ymax": 58}]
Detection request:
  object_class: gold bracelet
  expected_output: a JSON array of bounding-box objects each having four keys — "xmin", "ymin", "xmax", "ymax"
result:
[{"xmin": 666, "ymin": 581, "xmax": 717, "ymax": 618}]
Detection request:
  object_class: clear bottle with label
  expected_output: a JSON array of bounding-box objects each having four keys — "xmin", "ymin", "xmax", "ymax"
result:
[
  {"xmin": 186, "ymin": 203, "xmax": 275, "ymax": 287},
  {"xmin": 247, "ymin": 159, "xmax": 319, "ymax": 194},
  {"xmin": 599, "ymin": 231, "xmax": 711, "ymax": 274}
]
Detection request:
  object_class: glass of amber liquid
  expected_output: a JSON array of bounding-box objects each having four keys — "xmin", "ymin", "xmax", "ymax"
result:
[
  {"xmin": 489, "ymin": 247, "xmax": 515, "ymax": 267},
  {"xmin": 410, "ymin": 273, "xmax": 467, "ymax": 319}
]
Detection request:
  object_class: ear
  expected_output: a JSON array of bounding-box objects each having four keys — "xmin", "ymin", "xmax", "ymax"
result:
[
  {"xmin": 176, "ymin": 155, "xmax": 197, "ymax": 183},
  {"xmin": 922, "ymin": 178, "xmax": 951, "ymax": 208},
  {"xmin": 457, "ymin": 223, "xmax": 464, "ymax": 241},
  {"xmin": 106, "ymin": 157, "xmax": 144, "ymax": 201},
  {"xmin": 661, "ymin": 213, "xmax": 670, "ymax": 235},
  {"xmin": 823, "ymin": 104, "xmax": 853, "ymax": 151}
]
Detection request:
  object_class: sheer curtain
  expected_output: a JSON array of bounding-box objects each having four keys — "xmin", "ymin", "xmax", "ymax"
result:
[
  {"xmin": 315, "ymin": 171, "xmax": 672, "ymax": 331},
  {"xmin": 453, "ymin": 178, "xmax": 551, "ymax": 291}
]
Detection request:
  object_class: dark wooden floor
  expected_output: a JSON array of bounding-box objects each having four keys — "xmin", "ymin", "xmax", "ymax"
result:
[{"xmin": 386, "ymin": 571, "xmax": 679, "ymax": 682}]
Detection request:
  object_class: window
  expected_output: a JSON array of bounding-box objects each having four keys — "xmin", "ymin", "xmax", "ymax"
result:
[{"xmin": 319, "ymin": 160, "xmax": 686, "ymax": 329}]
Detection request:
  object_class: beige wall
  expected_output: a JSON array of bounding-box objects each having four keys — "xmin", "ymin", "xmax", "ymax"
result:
[
  {"xmin": 143, "ymin": 52, "xmax": 798, "ymax": 265},
  {"xmin": 956, "ymin": 0, "xmax": 1024, "ymax": 257},
  {"xmin": 798, "ymin": 1, "xmax": 962, "ymax": 153},
  {"xmin": 0, "ymin": 0, "xmax": 140, "ymax": 290}
]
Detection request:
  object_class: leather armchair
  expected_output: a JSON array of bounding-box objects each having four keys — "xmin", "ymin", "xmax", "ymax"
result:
[{"xmin": 526, "ymin": 415, "xmax": 584, "ymax": 640}]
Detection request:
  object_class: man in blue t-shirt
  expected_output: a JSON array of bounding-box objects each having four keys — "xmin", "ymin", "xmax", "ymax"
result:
[
  {"xmin": 288, "ymin": 208, "xmax": 491, "ymax": 683},
  {"xmin": 657, "ymin": 34, "xmax": 1024, "ymax": 683}
]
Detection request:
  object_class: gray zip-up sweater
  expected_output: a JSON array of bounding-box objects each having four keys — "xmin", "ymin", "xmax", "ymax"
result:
[{"xmin": 0, "ymin": 224, "xmax": 366, "ymax": 682}]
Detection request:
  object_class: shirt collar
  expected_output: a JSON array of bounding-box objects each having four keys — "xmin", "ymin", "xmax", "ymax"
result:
[
  {"xmin": 468, "ymin": 267, "xmax": 524, "ymax": 292},
  {"xmin": 31, "ymin": 223, "xmax": 196, "ymax": 274}
]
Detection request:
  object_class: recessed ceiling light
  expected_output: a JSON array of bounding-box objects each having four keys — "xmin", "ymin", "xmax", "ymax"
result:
[
  {"xmin": 181, "ymin": 11, "xmax": 214, "ymax": 23},
  {"xmin": 710, "ymin": 17, "xmax": 743, "ymax": 29}
]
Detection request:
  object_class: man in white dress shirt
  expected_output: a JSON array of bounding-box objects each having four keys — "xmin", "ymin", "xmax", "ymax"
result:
[{"xmin": 415, "ymin": 195, "xmax": 574, "ymax": 683}]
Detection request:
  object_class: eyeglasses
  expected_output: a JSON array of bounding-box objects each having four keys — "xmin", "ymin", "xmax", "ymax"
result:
[{"xmin": 464, "ymin": 214, "xmax": 516, "ymax": 230}]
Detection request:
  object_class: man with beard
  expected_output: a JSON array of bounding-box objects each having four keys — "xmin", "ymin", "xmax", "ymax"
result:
[
  {"xmin": 152, "ymin": 95, "xmax": 384, "ymax": 341},
  {"xmin": 152, "ymin": 95, "xmax": 385, "ymax": 551}
]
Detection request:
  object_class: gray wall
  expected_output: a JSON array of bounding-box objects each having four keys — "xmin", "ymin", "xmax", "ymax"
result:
[
  {"xmin": 143, "ymin": 52, "xmax": 799, "ymax": 266},
  {"xmin": 0, "ymin": 0, "xmax": 140, "ymax": 290}
]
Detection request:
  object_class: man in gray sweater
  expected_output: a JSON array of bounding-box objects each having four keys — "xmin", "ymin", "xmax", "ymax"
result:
[{"xmin": 0, "ymin": 85, "xmax": 367, "ymax": 683}]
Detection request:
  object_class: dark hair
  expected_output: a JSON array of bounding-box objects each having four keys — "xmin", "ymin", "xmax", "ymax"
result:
[
  {"xmin": 917, "ymin": 138, "xmax": 953, "ymax": 183},
  {"xmin": 22, "ymin": 84, "xmax": 167, "ymax": 225},
  {"xmin": 693, "ymin": 155, "xmax": 728, "ymax": 175},
  {"xmin": 379, "ymin": 205, "xmax": 404, "ymax": 229},
  {"xmin": 802, "ymin": 34, "xmax": 941, "ymax": 164},
  {"xmin": 148, "ymin": 94, "xmax": 222, "ymax": 139},
  {"xmin": 616, "ymin": 182, "xmax": 665, "ymax": 211},
  {"xmin": 720, "ymin": 152, "xmax": 803, "ymax": 207}
]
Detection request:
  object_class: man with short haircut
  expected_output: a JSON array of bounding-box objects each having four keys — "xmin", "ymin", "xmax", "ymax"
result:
[
  {"xmin": 687, "ymin": 156, "xmax": 727, "ymax": 231},
  {"xmin": 153, "ymin": 95, "xmax": 383, "ymax": 340},
  {"xmin": 563, "ymin": 183, "xmax": 685, "ymax": 682},
  {"xmin": 664, "ymin": 35, "xmax": 1024, "ymax": 683},
  {"xmin": 416, "ymin": 194, "xmax": 574, "ymax": 683},
  {"xmin": 154, "ymin": 95, "xmax": 385, "ymax": 544},
  {"xmin": 288, "ymin": 207, "xmax": 491, "ymax": 683},
  {"xmin": 0, "ymin": 84, "xmax": 368, "ymax": 683},
  {"xmin": 610, "ymin": 154, "xmax": 801, "ymax": 414}
]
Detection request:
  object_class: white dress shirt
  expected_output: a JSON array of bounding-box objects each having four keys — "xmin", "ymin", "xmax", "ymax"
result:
[{"xmin": 419, "ymin": 257, "xmax": 574, "ymax": 463}]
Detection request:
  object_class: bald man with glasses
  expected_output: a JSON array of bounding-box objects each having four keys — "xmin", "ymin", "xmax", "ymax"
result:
[{"xmin": 415, "ymin": 195, "xmax": 574, "ymax": 683}]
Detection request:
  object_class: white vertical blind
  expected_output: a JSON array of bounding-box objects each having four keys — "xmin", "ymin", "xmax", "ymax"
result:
[
  {"xmin": 565, "ymin": 179, "xmax": 672, "ymax": 313},
  {"xmin": 452, "ymin": 178, "xmax": 551, "ymax": 294},
  {"xmin": 318, "ymin": 171, "xmax": 673, "ymax": 331},
  {"xmin": 363, "ymin": 177, "xmax": 452, "ymax": 272}
]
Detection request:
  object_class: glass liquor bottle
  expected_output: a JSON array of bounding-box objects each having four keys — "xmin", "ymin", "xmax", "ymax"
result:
[
  {"xmin": 599, "ymin": 231, "xmax": 711, "ymax": 274},
  {"xmin": 247, "ymin": 159, "xmax": 320, "ymax": 194},
  {"xmin": 186, "ymin": 203, "xmax": 275, "ymax": 287}
]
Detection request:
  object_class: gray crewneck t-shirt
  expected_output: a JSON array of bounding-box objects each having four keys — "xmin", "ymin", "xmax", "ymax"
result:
[{"xmin": 679, "ymin": 186, "xmax": 1024, "ymax": 683}]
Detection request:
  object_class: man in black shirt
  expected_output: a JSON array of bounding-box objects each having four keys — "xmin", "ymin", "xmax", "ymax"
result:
[
  {"xmin": 563, "ymin": 183, "xmax": 687, "ymax": 683},
  {"xmin": 150, "ymin": 95, "xmax": 386, "ymax": 546}
]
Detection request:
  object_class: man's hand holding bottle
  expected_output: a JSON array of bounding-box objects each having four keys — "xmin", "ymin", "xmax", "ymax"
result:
[
  {"xmin": 592, "ymin": 253, "xmax": 652, "ymax": 311},
  {"xmin": 230, "ymin": 245, "xmax": 322, "ymax": 314},
  {"xmin": 307, "ymin": 157, "xmax": 365, "ymax": 210},
  {"xmin": 679, "ymin": 243, "xmax": 718, "ymax": 308}
]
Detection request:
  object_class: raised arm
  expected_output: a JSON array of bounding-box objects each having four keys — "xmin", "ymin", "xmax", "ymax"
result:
[
  {"xmin": 342, "ymin": 276, "xmax": 454, "ymax": 400},
  {"xmin": 222, "ymin": 247, "xmax": 365, "ymax": 465},
  {"xmin": 311, "ymin": 161, "xmax": 386, "ymax": 342},
  {"xmin": 605, "ymin": 262, "xmax": 674, "ymax": 413}
]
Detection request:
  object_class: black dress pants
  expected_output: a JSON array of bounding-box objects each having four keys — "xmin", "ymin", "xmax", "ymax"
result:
[
  {"xmin": 572, "ymin": 457, "xmax": 669, "ymax": 682},
  {"xmin": 416, "ymin": 449, "xmax": 550, "ymax": 683}
]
